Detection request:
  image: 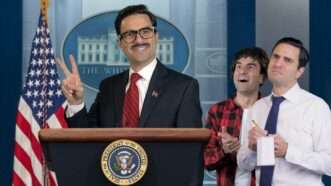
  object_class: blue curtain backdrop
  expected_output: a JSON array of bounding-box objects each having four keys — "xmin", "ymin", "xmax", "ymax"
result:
[
  {"xmin": 0, "ymin": 1, "xmax": 22, "ymax": 186},
  {"xmin": 227, "ymin": 0, "xmax": 255, "ymax": 95},
  {"xmin": 310, "ymin": 0, "xmax": 331, "ymax": 184},
  {"xmin": 310, "ymin": 0, "xmax": 331, "ymax": 106}
]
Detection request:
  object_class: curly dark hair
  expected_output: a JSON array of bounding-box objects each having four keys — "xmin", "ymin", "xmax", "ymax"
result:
[{"xmin": 231, "ymin": 47, "xmax": 269, "ymax": 82}]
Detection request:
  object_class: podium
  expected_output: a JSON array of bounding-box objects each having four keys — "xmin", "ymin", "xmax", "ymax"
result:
[{"xmin": 39, "ymin": 128, "xmax": 210, "ymax": 186}]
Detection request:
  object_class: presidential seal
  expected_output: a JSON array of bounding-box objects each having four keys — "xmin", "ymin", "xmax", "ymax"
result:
[{"xmin": 101, "ymin": 139, "xmax": 148, "ymax": 185}]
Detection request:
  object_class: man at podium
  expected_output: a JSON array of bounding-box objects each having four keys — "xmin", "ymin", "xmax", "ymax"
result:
[{"xmin": 53, "ymin": 4, "xmax": 204, "ymax": 186}]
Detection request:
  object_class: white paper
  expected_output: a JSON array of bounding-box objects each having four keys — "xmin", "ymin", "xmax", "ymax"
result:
[{"xmin": 257, "ymin": 136, "xmax": 275, "ymax": 166}]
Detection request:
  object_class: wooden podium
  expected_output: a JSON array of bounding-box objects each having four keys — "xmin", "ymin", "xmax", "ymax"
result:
[{"xmin": 39, "ymin": 128, "xmax": 210, "ymax": 186}]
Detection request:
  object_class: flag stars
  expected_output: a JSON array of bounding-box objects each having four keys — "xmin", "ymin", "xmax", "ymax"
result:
[
  {"xmin": 29, "ymin": 70, "xmax": 35, "ymax": 77},
  {"xmin": 37, "ymin": 59, "xmax": 43, "ymax": 66},
  {"xmin": 40, "ymin": 26, "xmax": 45, "ymax": 33},
  {"xmin": 42, "ymin": 80, "xmax": 47, "ymax": 86},
  {"xmin": 38, "ymin": 101, "xmax": 44, "ymax": 108},
  {"xmin": 21, "ymin": 15, "xmax": 66, "ymax": 126},
  {"xmin": 33, "ymin": 90, "xmax": 39, "ymax": 97},
  {"xmin": 39, "ymin": 48, "xmax": 44, "ymax": 55},
  {"xmin": 31, "ymin": 59, "xmax": 37, "ymax": 66},
  {"xmin": 25, "ymin": 90, "xmax": 32, "ymax": 98},
  {"xmin": 40, "ymin": 90, "xmax": 46, "ymax": 97},
  {"xmin": 36, "ymin": 111, "xmax": 43, "ymax": 119},
  {"xmin": 36, "ymin": 69, "xmax": 42, "ymax": 76},
  {"xmin": 34, "ymin": 38, "xmax": 40, "ymax": 45},
  {"xmin": 56, "ymin": 90, "xmax": 62, "ymax": 96},
  {"xmin": 46, "ymin": 100, "xmax": 53, "ymax": 107},
  {"xmin": 34, "ymin": 80, "xmax": 40, "ymax": 87},
  {"xmin": 49, "ymin": 80, "xmax": 55, "ymax": 87},
  {"xmin": 27, "ymin": 80, "xmax": 34, "ymax": 87},
  {"xmin": 48, "ymin": 90, "xmax": 54, "ymax": 97},
  {"xmin": 32, "ymin": 101, "xmax": 37, "ymax": 108},
  {"xmin": 44, "ymin": 70, "xmax": 49, "ymax": 76},
  {"xmin": 50, "ymin": 69, "xmax": 55, "ymax": 76},
  {"xmin": 33, "ymin": 49, "xmax": 38, "ymax": 56}
]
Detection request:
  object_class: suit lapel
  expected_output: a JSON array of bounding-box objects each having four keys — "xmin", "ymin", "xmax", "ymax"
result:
[
  {"xmin": 114, "ymin": 71, "xmax": 128, "ymax": 127},
  {"xmin": 139, "ymin": 61, "xmax": 168, "ymax": 127}
]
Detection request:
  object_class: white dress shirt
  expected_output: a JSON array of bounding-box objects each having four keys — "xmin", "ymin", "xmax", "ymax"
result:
[
  {"xmin": 126, "ymin": 58, "xmax": 157, "ymax": 115},
  {"xmin": 235, "ymin": 108, "xmax": 252, "ymax": 186},
  {"xmin": 65, "ymin": 58, "xmax": 157, "ymax": 117},
  {"xmin": 237, "ymin": 83, "xmax": 331, "ymax": 186}
]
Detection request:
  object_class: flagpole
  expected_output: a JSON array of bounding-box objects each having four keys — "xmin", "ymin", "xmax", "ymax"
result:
[
  {"xmin": 40, "ymin": 1, "xmax": 50, "ymax": 185},
  {"xmin": 40, "ymin": 0, "xmax": 49, "ymax": 23}
]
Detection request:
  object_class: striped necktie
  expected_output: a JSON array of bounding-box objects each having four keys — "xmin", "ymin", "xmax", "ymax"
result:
[{"xmin": 122, "ymin": 73, "xmax": 141, "ymax": 127}]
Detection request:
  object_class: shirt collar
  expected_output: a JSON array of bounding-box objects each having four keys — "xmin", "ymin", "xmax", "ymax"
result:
[
  {"xmin": 228, "ymin": 97, "xmax": 240, "ymax": 110},
  {"xmin": 228, "ymin": 92, "xmax": 262, "ymax": 110},
  {"xmin": 129, "ymin": 58, "xmax": 157, "ymax": 82},
  {"xmin": 228, "ymin": 96, "xmax": 244, "ymax": 111},
  {"xmin": 270, "ymin": 82, "xmax": 301, "ymax": 104}
]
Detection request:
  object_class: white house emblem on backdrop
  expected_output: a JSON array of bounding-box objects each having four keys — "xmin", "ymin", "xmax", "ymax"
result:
[{"xmin": 62, "ymin": 11, "xmax": 190, "ymax": 90}]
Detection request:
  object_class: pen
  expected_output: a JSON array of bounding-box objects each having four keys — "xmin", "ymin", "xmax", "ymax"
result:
[{"xmin": 252, "ymin": 120, "xmax": 258, "ymax": 127}]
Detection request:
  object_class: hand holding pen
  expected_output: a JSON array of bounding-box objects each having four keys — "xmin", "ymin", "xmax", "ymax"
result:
[{"xmin": 248, "ymin": 120, "xmax": 267, "ymax": 151}]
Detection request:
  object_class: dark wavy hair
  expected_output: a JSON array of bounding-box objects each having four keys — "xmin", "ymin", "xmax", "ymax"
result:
[{"xmin": 114, "ymin": 4, "xmax": 157, "ymax": 36}]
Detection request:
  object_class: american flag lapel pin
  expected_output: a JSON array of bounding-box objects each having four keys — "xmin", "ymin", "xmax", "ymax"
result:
[{"xmin": 152, "ymin": 90, "xmax": 159, "ymax": 98}]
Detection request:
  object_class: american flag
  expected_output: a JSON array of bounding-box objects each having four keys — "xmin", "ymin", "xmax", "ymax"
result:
[{"xmin": 12, "ymin": 13, "xmax": 68, "ymax": 186}]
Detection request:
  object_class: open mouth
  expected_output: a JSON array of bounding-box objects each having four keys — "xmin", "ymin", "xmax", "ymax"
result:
[
  {"xmin": 239, "ymin": 79, "xmax": 248, "ymax": 83},
  {"xmin": 238, "ymin": 77, "xmax": 249, "ymax": 83}
]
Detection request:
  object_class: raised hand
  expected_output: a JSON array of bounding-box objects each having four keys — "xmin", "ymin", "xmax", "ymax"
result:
[
  {"xmin": 218, "ymin": 127, "xmax": 241, "ymax": 154},
  {"xmin": 56, "ymin": 55, "xmax": 84, "ymax": 105}
]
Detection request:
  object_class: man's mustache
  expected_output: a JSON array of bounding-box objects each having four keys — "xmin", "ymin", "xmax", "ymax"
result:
[{"xmin": 131, "ymin": 43, "xmax": 150, "ymax": 49}]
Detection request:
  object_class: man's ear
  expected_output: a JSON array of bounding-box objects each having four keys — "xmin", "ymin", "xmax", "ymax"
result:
[
  {"xmin": 296, "ymin": 67, "xmax": 305, "ymax": 79},
  {"xmin": 259, "ymin": 74, "xmax": 264, "ymax": 85},
  {"xmin": 117, "ymin": 39, "xmax": 122, "ymax": 49},
  {"xmin": 155, "ymin": 32, "xmax": 159, "ymax": 42}
]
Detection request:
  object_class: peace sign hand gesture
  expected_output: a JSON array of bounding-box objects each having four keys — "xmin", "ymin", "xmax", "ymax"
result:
[{"xmin": 56, "ymin": 55, "xmax": 84, "ymax": 105}]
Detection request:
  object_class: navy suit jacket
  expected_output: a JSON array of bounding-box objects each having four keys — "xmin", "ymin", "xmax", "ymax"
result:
[{"xmin": 67, "ymin": 61, "xmax": 202, "ymax": 128}]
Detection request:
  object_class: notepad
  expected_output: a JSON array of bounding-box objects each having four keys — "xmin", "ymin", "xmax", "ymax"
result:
[{"xmin": 257, "ymin": 136, "xmax": 275, "ymax": 166}]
